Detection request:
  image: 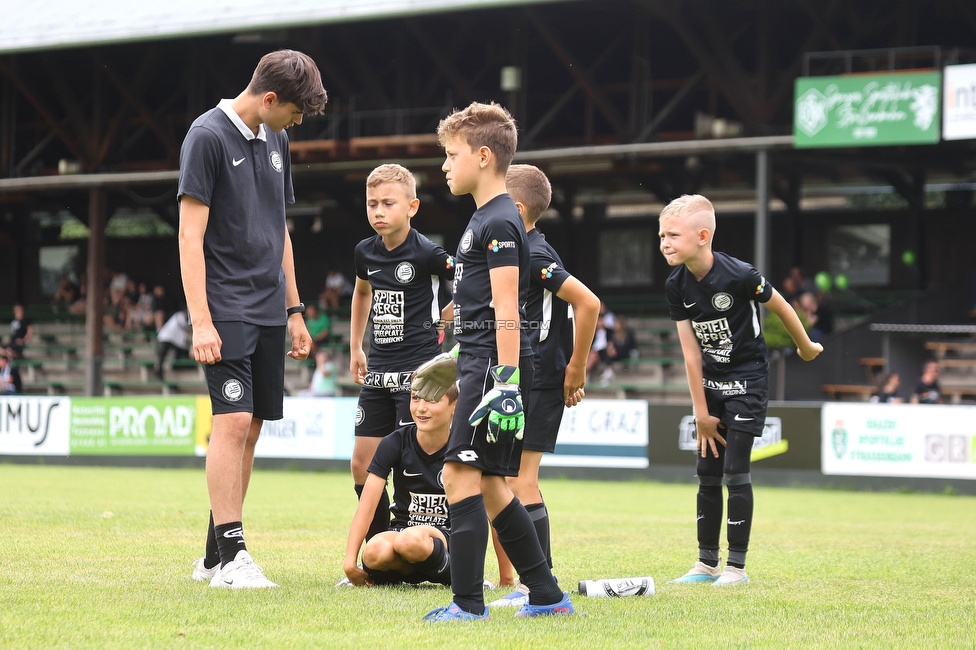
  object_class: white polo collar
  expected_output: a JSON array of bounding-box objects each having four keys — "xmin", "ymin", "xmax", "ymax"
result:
[{"xmin": 217, "ymin": 99, "xmax": 267, "ymax": 142}]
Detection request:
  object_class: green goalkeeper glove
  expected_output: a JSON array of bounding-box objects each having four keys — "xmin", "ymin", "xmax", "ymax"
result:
[
  {"xmin": 468, "ymin": 364, "xmax": 524, "ymax": 443},
  {"xmin": 411, "ymin": 343, "xmax": 460, "ymax": 401}
]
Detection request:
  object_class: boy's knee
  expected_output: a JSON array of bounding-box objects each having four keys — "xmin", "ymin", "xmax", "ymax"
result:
[{"xmin": 362, "ymin": 537, "xmax": 396, "ymax": 569}]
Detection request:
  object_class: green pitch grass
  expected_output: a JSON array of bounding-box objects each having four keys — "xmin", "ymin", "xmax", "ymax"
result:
[{"xmin": 1, "ymin": 465, "xmax": 973, "ymax": 649}]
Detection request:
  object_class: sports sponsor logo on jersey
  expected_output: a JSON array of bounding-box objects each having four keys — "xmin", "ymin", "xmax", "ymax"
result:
[
  {"xmin": 222, "ymin": 379, "xmax": 244, "ymax": 402},
  {"xmin": 703, "ymin": 378, "xmax": 748, "ymax": 395},
  {"xmin": 711, "ymin": 292, "xmax": 734, "ymax": 311},
  {"xmin": 407, "ymin": 492, "xmax": 449, "ymax": 527},
  {"xmin": 363, "ymin": 371, "xmax": 413, "ymax": 390},
  {"xmin": 445, "ymin": 255, "xmax": 455, "ymax": 270},
  {"xmin": 460, "ymin": 229, "xmax": 474, "ymax": 253},
  {"xmin": 269, "ymin": 150, "xmax": 283, "ymax": 172},
  {"xmin": 755, "ymin": 276, "xmax": 767, "ymax": 295},
  {"xmin": 371, "ymin": 290, "xmax": 405, "ymax": 344},
  {"xmin": 541, "ymin": 263, "xmax": 558, "ymax": 280},
  {"xmin": 395, "ymin": 261, "xmax": 415, "ymax": 284},
  {"xmin": 488, "ymin": 239, "xmax": 516, "ymax": 252}
]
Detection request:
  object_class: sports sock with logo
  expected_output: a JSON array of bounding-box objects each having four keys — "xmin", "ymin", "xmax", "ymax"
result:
[
  {"xmin": 355, "ymin": 483, "xmax": 391, "ymax": 541},
  {"xmin": 525, "ymin": 501, "xmax": 552, "ymax": 569},
  {"xmin": 413, "ymin": 536, "xmax": 449, "ymax": 578},
  {"xmin": 493, "ymin": 497, "xmax": 563, "ymax": 606},
  {"xmin": 697, "ymin": 483, "xmax": 723, "ymax": 565},
  {"xmin": 204, "ymin": 511, "xmax": 220, "ymax": 570},
  {"xmin": 214, "ymin": 521, "xmax": 247, "ymax": 566},
  {"xmin": 448, "ymin": 494, "xmax": 488, "ymax": 614},
  {"xmin": 726, "ymin": 481, "xmax": 753, "ymax": 569}
]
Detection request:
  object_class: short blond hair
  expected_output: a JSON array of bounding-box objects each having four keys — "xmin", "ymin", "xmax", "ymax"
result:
[
  {"xmin": 505, "ymin": 164, "xmax": 552, "ymax": 223},
  {"xmin": 660, "ymin": 194, "xmax": 716, "ymax": 232},
  {"xmin": 437, "ymin": 102, "xmax": 517, "ymax": 174},
  {"xmin": 366, "ymin": 163, "xmax": 417, "ymax": 200}
]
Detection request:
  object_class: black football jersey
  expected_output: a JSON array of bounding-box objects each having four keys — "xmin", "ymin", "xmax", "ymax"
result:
[
  {"xmin": 665, "ymin": 251, "xmax": 774, "ymax": 381},
  {"xmin": 451, "ymin": 194, "xmax": 532, "ymax": 357},
  {"xmin": 526, "ymin": 229, "xmax": 574, "ymax": 389},
  {"xmin": 367, "ymin": 424, "xmax": 449, "ymax": 532},
  {"xmin": 354, "ymin": 228, "xmax": 455, "ymax": 371}
]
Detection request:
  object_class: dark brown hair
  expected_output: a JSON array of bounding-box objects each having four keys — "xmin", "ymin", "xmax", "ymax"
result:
[{"xmin": 248, "ymin": 49, "xmax": 328, "ymax": 115}]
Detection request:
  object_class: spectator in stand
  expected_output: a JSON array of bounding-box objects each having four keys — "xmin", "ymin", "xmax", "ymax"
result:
[
  {"xmin": 103, "ymin": 287, "xmax": 129, "ymax": 333},
  {"xmin": 301, "ymin": 350, "xmax": 337, "ymax": 397},
  {"xmin": 869, "ymin": 371, "xmax": 903, "ymax": 403},
  {"xmin": 910, "ymin": 360, "xmax": 942, "ymax": 405},
  {"xmin": 796, "ymin": 291, "xmax": 834, "ymax": 343},
  {"xmin": 51, "ymin": 276, "xmax": 79, "ymax": 314},
  {"xmin": 605, "ymin": 315, "xmax": 639, "ymax": 372},
  {"xmin": 126, "ymin": 282, "xmax": 156, "ymax": 332},
  {"xmin": 151, "ymin": 284, "xmax": 175, "ymax": 331},
  {"xmin": 156, "ymin": 308, "xmax": 192, "ymax": 379},
  {"xmin": 69, "ymin": 275, "xmax": 89, "ymax": 315},
  {"xmin": 304, "ymin": 303, "xmax": 332, "ymax": 354},
  {"xmin": 5, "ymin": 304, "xmax": 33, "ymax": 359},
  {"xmin": 319, "ymin": 269, "xmax": 350, "ymax": 311},
  {"xmin": 0, "ymin": 351, "xmax": 22, "ymax": 394}
]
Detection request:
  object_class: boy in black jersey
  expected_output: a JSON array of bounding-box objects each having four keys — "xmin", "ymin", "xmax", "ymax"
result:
[
  {"xmin": 488, "ymin": 164, "xmax": 600, "ymax": 606},
  {"xmin": 423, "ymin": 103, "xmax": 572, "ymax": 622},
  {"xmin": 349, "ymin": 164, "xmax": 455, "ymax": 542},
  {"xmin": 659, "ymin": 194, "xmax": 822, "ymax": 587},
  {"xmin": 180, "ymin": 50, "xmax": 327, "ymax": 588},
  {"xmin": 342, "ymin": 382, "xmax": 457, "ymax": 587}
]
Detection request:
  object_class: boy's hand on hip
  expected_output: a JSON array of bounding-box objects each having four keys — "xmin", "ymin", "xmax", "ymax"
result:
[{"xmin": 469, "ymin": 364, "xmax": 524, "ymax": 443}]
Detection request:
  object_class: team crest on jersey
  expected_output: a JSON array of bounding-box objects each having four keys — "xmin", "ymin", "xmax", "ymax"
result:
[
  {"xmin": 395, "ymin": 262, "xmax": 415, "ymax": 284},
  {"xmin": 460, "ymin": 229, "xmax": 474, "ymax": 253},
  {"xmin": 355, "ymin": 405, "xmax": 365, "ymax": 426},
  {"xmin": 437, "ymin": 469, "xmax": 444, "ymax": 488},
  {"xmin": 712, "ymin": 292, "xmax": 734, "ymax": 311},
  {"xmin": 222, "ymin": 379, "xmax": 244, "ymax": 402},
  {"xmin": 269, "ymin": 150, "xmax": 283, "ymax": 172}
]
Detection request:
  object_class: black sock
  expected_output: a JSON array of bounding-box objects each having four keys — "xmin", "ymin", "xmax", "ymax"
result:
[
  {"xmin": 726, "ymin": 482, "xmax": 754, "ymax": 569},
  {"xmin": 525, "ymin": 501, "xmax": 552, "ymax": 569},
  {"xmin": 204, "ymin": 511, "xmax": 219, "ymax": 569},
  {"xmin": 697, "ymin": 484, "xmax": 723, "ymax": 564},
  {"xmin": 214, "ymin": 521, "xmax": 246, "ymax": 566},
  {"xmin": 448, "ymin": 495, "xmax": 488, "ymax": 615},
  {"xmin": 355, "ymin": 483, "xmax": 392, "ymax": 541},
  {"xmin": 414, "ymin": 536, "xmax": 450, "ymax": 580},
  {"xmin": 493, "ymin": 498, "xmax": 562, "ymax": 606}
]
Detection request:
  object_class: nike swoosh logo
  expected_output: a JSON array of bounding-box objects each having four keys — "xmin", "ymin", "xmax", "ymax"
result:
[
  {"xmin": 367, "ymin": 269, "xmax": 381, "ymax": 275},
  {"xmin": 403, "ymin": 470, "xmax": 422, "ymax": 477},
  {"xmin": 683, "ymin": 302, "xmax": 696, "ymax": 308},
  {"xmin": 734, "ymin": 414, "xmax": 754, "ymax": 421},
  {"xmin": 232, "ymin": 157, "xmax": 245, "ymax": 166},
  {"xmin": 398, "ymin": 419, "xmax": 412, "ymax": 427}
]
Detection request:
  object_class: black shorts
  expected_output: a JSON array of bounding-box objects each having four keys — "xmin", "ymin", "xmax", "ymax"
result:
[
  {"xmin": 445, "ymin": 353, "xmax": 533, "ymax": 477},
  {"xmin": 205, "ymin": 322, "xmax": 285, "ymax": 421},
  {"xmin": 703, "ymin": 375, "xmax": 768, "ymax": 436},
  {"xmin": 523, "ymin": 386, "xmax": 564, "ymax": 453},
  {"xmin": 355, "ymin": 374, "xmax": 413, "ymax": 438}
]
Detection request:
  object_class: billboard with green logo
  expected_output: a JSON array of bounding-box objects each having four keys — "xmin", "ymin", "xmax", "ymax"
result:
[
  {"xmin": 794, "ymin": 71, "xmax": 941, "ymax": 147},
  {"xmin": 70, "ymin": 397, "xmax": 197, "ymax": 455}
]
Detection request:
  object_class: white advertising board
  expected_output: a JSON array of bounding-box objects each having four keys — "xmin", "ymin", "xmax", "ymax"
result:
[
  {"xmin": 0, "ymin": 396, "xmax": 72, "ymax": 456},
  {"xmin": 822, "ymin": 403, "xmax": 976, "ymax": 480},
  {"xmin": 943, "ymin": 64, "xmax": 976, "ymax": 141}
]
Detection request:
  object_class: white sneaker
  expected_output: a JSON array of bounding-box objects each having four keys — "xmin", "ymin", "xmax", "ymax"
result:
[
  {"xmin": 487, "ymin": 583, "xmax": 530, "ymax": 607},
  {"xmin": 334, "ymin": 577, "xmax": 354, "ymax": 588},
  {"xmin": 712, "ymin": 565, "xmax": 749, "ymax": 587},
  {"xmin": 191, "ymin": 557, "xmax": 219, "ymax": 582},
  {"xmin": 209, "ymin": 550, "xmax": 278, "ymax": 588},
  {"xmin": 668, "ymin": 561, "xmax": 722, "ymax": 583}
]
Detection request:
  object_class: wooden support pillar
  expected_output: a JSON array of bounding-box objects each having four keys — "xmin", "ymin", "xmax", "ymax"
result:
[{"xmin": 84, "ymin": 187, "xmax": 106, "ymax": 397}]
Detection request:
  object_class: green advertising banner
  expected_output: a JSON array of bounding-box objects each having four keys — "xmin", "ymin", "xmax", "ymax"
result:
[
  {"xmin": 70, "ymin": 397, "xmax": 197, "ymax": 456},
  {"xmin": 794, "ymin": 71, "xmax": 941, "ymax": 148}
]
